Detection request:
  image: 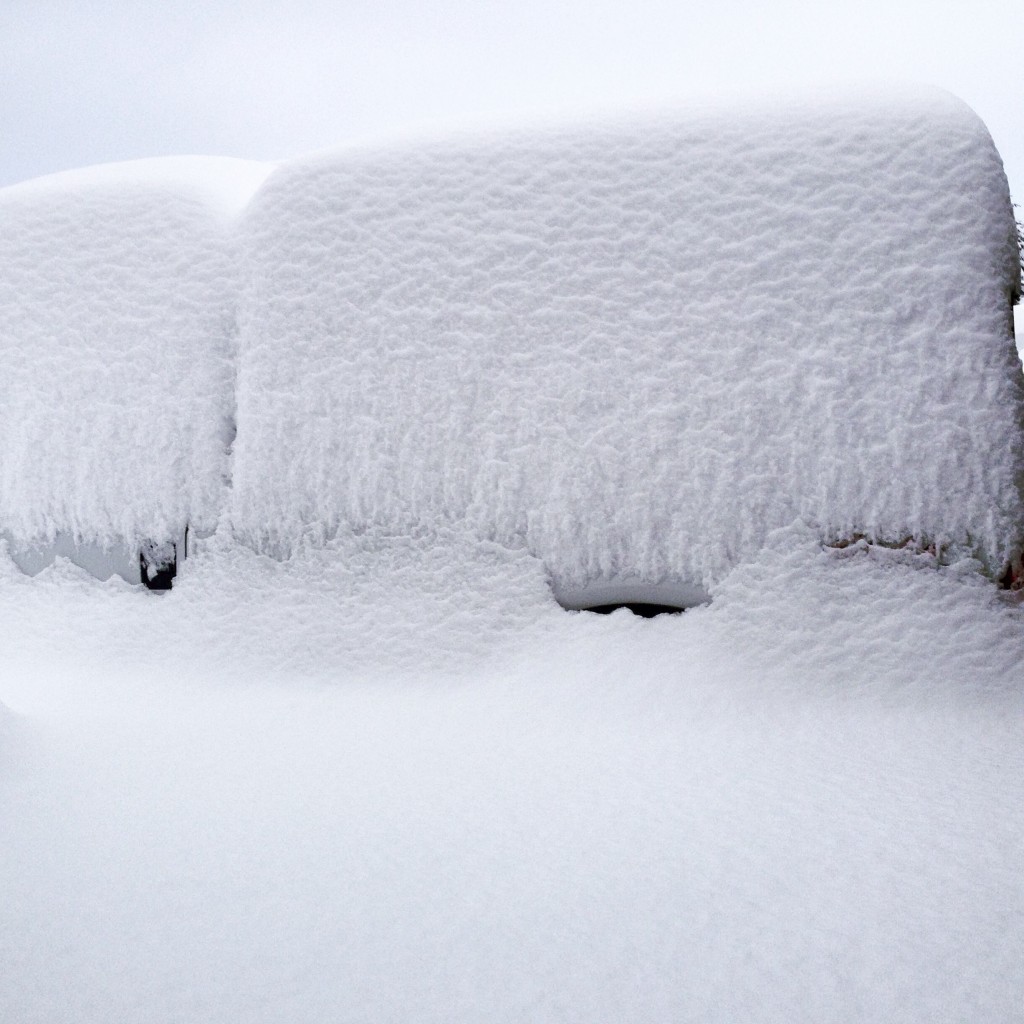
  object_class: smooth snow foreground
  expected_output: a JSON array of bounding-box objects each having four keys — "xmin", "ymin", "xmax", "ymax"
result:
[{"xmin": 0, "ymin": 528, "xmax": 1022, "ymax": 1023}]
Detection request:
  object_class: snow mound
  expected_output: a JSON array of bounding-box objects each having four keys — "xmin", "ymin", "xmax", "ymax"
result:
[
  {"xmin": 0, "ymin": 161, "xmax": 266, "ymax": 550},
  {"xmin": 233, "ymin": 88, "xmax": 1024, "ymax": 591},
  {"xmin": 1, "ymin": 526, "xmax": 1022, "ymax": 1023}
]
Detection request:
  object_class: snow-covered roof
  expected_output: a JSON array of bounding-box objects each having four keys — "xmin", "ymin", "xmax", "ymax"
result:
[
  {"xmin": 232, "ymin": 88, "xmax": 1024, "ymax": 587},
  {"xmin": 0, "ymin": 89, "xmax": 1021, "ymax": 588}
]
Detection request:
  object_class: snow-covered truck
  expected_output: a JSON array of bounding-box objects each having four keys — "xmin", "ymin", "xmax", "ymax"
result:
[{"xmin": 1, "ymin": 88, "xmax": 1021, "ymax": 600}]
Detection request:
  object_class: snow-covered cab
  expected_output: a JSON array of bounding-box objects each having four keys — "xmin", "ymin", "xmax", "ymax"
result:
[{"xmin": 0, "ymin": 160, "xmax": 251, "ymax": 586}]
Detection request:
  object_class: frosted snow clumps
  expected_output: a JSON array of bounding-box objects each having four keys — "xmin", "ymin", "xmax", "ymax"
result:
[
  {"xmin": 232, "ymin": 87, "xmax": 1024, "ymax": 592},
  {"xmin": 1, "ymin": 91, "xmax": 1022, "ymax": 596},
  {"xmin": 0, "ymin": 159, "xmax": 269, "ymax": 562}
]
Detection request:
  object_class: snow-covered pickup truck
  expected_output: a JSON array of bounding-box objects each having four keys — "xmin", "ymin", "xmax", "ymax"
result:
[{"xmin": 1, "ymin": 87, "xmax": 1021, "ymax": 601}]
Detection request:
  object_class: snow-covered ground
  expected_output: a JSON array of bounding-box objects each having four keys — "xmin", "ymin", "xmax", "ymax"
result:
[{"xmin": 1, "ymin": 527, "xmax": 1022, "ymax": 1023}]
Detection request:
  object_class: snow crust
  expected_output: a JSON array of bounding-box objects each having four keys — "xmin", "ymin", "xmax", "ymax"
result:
[
  {"xmin": 0, "ymin": 162, "xmax": 267, "ymax": 549},
  {"xmin": 232, "ymin": 88, "xmax": 1024, "ymax": 588}
]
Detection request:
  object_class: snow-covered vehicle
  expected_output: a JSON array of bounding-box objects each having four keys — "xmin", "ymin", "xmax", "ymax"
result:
[
  {"xmin": 2, "ymin": 90, "xmax": 1024, "ymax": 1024},
  {"xmin": 0, "ymin": 88, "xmax": 1021, "ymax": 600}
]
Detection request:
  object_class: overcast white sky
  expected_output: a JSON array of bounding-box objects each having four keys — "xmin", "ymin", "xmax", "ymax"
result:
[{"xmin": 2, "ymin": 0, "xmax": 1022, "ymax": 203}]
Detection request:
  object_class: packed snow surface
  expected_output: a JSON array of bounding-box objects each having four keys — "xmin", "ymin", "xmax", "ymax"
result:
[
  {"xmin": 234, "ymin": 88, "xmax": 1024, "ymax": 588},
  {"xmin": 1, "ymin": 528, "xmax": 1022, "ymax": 1023}
]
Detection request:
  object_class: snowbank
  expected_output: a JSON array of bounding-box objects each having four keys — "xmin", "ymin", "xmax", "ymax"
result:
[
  {"xmin": 0, "ymin": 158, "xmax": 269, "ymax": 553},
  {"xmin": 0, "ymin": 530, "xmax": 1022, "ymax": 1023},
  {"xmin": 233, "ymin": 88, "xmax": 1024, "ymax": 591}
]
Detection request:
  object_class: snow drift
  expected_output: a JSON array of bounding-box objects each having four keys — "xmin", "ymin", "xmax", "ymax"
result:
[
  {"xmin": 2, "ymin": 525, "xmax": 1023, "ymax": 1024},
  {"xmin": 231, "ymin": 88, "xmax": 1024, "ymax": 593}
]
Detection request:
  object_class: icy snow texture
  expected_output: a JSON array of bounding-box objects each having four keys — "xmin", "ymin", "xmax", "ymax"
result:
[
  {"xmin": 0, "ymin": 158, "xmax": 270, "ymax": 549},
  {"xmin": 233, "ymin": 89, "xmax": 1024, "ymax": 587}
]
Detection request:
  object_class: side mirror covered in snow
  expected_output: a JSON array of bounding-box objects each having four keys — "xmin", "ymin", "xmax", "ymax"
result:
[{"xmin": 139, "ymin": 539, "xmax": 177, "ymax": 591}]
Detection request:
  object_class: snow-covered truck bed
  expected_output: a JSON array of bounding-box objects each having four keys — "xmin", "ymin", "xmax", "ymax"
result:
[{"xmin": 233, "ymin": 88, "xmax": 1024, "ymax": 600}]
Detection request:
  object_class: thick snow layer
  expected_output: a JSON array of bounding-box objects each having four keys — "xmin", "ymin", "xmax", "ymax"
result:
[
  {"xmin": 0, "ymin": 158, "xmax": 269, "ymax": 550},
  {"xmin": 2, "ymin": 92, "xmax": 1020, "ymax": 590},
  {"xmin": 233, "ymin": 88, "xmax": 1024, "ymax": 588},
  {"xmin": 1, "ymin": 156, "xmax": 273, "ymax": 218},
  {"xmin": 0, "ymin": 529, "xmax": 1022, "ymax": 1023}
]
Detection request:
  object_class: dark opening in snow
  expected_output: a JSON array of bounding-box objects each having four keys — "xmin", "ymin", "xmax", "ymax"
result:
[
  {"xmin": 552, "ymin": 578, "xmax": 710, "ymax": 615},
  {"xmin": 579, "ymin": 602, "xmax": 684, "ymax": 617},
  {"xmin": 140, "ymin": 540, "xmax": 177, "ymax": 591}
]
